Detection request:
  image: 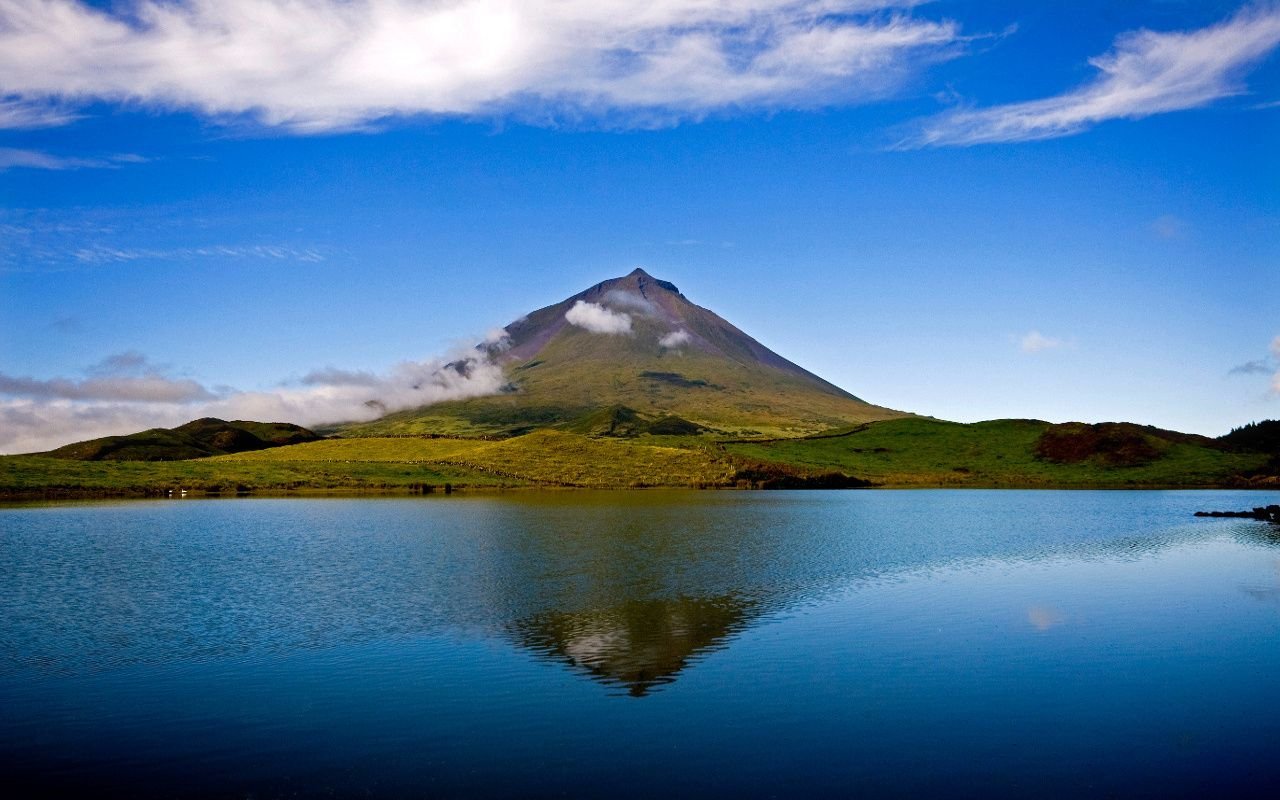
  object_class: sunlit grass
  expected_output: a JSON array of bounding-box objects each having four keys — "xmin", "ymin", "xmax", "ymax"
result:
[
  {"xmin": 3, "ymin": 419, "xmax": 1269, "ymax": 499},
  {"xmin": 224, "ymin": 430, "xmax": 736, "ymax": 488},
  {"xmin": 722, "ymin": 418, "xmax": 1268, "ymax": 487}
]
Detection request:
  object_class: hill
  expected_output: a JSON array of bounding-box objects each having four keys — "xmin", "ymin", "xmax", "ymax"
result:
[
  {"xmin": 338, "ymin": 268, "xmax": 908, "ymax": 438},
  {"xmin": 722, "ymin": 417, "xmax": 1275, "ymax": 488},
  {"xmin": 1219, "ymin": 420, "xmax": 1280, "ymax": 455},
  {"xmin": 42, "ymin": 418, "xmax": 321, "ymax": 461},
  {"xmin": 5, "ymin": 417, "xmax": 1275, "ymax": 500}
]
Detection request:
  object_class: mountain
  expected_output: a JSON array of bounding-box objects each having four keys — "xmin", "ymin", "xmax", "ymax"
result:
[
  {"xmin": 44, "ymin": 418, "xmax": 321, "ymax": 461},
  {"xmin": 343, "ymin": 268, "xmax": 908, "ymax": 438}
]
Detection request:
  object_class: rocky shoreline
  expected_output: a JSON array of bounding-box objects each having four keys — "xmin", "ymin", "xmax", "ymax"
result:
[{"xmin": 1195, "ymin": 505, "xmax": 1280, "ymax": 523}]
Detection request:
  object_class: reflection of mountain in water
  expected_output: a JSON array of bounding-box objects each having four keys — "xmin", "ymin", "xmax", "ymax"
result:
[
  {"xmin": 512, "ymin": 596, "xmax": 757, "ymax": 697},
  {"xmin": 10, "ymin": 491, "xmax": 1275, "ymax": 682}
]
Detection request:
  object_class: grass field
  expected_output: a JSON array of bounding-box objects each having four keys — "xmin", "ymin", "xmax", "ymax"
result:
[
  {"xmin": 0, "ymin": 452, "xmax": 515, "ymax": 499},
  {"xmin": 0, "ymin": 431, "xmax": 738, "ymax": 498},
  {"xmin": 721, "ymin": 418, "xmax": 1270, "ymax": 488},
  {"xmin": 221, "ymin": 430, "xmax": 737, "ymax": 488},
  {"xmin": 3, "ymin": 419, "xmax": 1273, "ymax": 499}
]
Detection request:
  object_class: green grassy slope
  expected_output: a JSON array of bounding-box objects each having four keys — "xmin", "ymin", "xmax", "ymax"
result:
[
  {"xmin": 721, "ymin": 418, "xmax": 1272, "ymax": 488},
  {"xmin": 6, "ymin": 418, "xmax": 1274, "ymax": 499},
  {"xmin": 0, "ymin": 430, "xmax": 836, "ymax": 498},
  {"xmin": 481, "ymin": 319, "xmax": 906, "ymax": 435},
  {"xmin": 341, "ymin": 327, "xmax": 907, "ymax": 439},
  {"xmin": 0, "ymin": 453, "xmax": 511, "ymax": 498},
  {"xmin": 221, "ymin": 431, "xmax": 737, "ymax": 488},
  {"xmin": 43, "ymin": 418, "xmax": 320, "ymax": 461}
]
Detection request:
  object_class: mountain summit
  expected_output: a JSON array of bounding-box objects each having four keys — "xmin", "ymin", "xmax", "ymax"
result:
[{"xmin": 348, "ymin": 269, "xmax": 907, "ymax": 437}]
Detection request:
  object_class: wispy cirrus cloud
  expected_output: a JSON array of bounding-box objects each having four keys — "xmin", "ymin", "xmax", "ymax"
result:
[
  {"xmin": 71, "ymin": 244, "xmax": 327, "ymax": 264},
  {"xmin": 0, "ymin": 1, "xmax": 964, "ymax": 133},
  {"xmin": 0, "ymin": 207, "xmax": 329, "ymax": 273},
  {"xmin": 901, "ymin": 3, "xmax": 1280, "ymax": 147},
  {"xmin": 0, "ymin": 147, "xmax": 147, "ymax": 171},
  {"xmin": 0, "ymin": 96, "xmax": 78, "ymax": 128}
]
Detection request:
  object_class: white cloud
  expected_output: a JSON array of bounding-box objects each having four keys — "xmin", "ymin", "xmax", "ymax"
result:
[
  {"xmin": 0, "ymin": 1, "xmax": 963, "ymax": 132},
  {"xmin": 565, "ymin": 300, "xmax": 633, "ymax": 335},
  {"xmin": 1271, "ymin": 334, "xmax": 1280, "ymax": 358},
  {"xmin": 0, "ymin": 147, "xmax": 146, "ymax": 171},
  {"xmin": 0, "ymin": 340, "xmax": 511, "ymax": 453},
  {"xmin": 1019, "ymin": 330, "xmax": 1063, "ymax": 354},
  {"xmin": 659, "ymin": 329, "xmax": 692, "ymax": 348},
  {"xmin": 203, "ymin": 352, "xmax": 508, "ymax": 428},
  {"xmin": 904, "ymin": 4, "xmax": 1280, "ymax": 147},
  {"xmin": 602, "ymin": 289, "xmax": 658, "ymax": 315}
]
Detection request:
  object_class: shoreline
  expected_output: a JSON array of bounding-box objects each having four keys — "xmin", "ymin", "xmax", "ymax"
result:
[{"xmin": 4, "ymin": 481, "xmax": 1279, "ymax": 505}]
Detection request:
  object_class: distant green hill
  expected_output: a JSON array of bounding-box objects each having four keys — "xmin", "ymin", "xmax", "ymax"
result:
[
  {"xmin": 43, "ymin": 418, "xmax": 321, "ymax": 461},
  {"xmin": 722, "ymin": 417, "xmax": 1277, "ymax": 488}
]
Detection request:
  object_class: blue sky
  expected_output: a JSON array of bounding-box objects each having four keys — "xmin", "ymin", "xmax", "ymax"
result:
[{"xmin": 1, "ymin": 0, "xmax": 1278, "ymax": 451}]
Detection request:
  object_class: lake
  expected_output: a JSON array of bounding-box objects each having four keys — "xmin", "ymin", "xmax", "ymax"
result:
[{"xmin": 2, "ymin": 490, "xmax": 1279, "ymax": 798}]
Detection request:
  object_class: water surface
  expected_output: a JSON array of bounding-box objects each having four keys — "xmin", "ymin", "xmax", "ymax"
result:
[{"xmin": 2, "ymin": 490, "xmax": 1279, "ymax": 797}]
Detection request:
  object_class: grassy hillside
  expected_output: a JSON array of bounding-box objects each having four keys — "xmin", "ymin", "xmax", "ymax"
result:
[
  {"xmin": 221, "ymin": 430, "xmax": 737, "ymax": 488},
  {"xmin": 468, "ymin": 322, "xmax": 906, "ymax": 436},
  {"xmin": 43, "ymin": 418, "xmax": 320, "ymax": 461},
  {"xmin": 339, "ymin": 329, "xmax": 909, "ymax": 439},
  {"xmin": 721, "ymin": 418, "xmax": 1273, "ymax": 488},
  {"xmin": 5, "ymin": 418, "xmax": 1274, "ymax": 499},
  {"xmin": 0, "ymin": 453, "xmax": 514, "ymax": 499},
  {"xmin": 0, "ymin": 432, "xmax": 732, "ymax": 498},
  {"xmin": 0, "ymin": 429, "xmax": 852, "ymax": 498}
]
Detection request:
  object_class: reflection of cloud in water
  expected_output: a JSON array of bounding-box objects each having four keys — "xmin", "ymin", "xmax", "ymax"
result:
[
  {"xmin": 512, "ymin": 596, "xmax": 757, "ymax": 697},
  {"xmin": 1027, "ymin": 606, "xmax": 1064, "ymax": 631}
]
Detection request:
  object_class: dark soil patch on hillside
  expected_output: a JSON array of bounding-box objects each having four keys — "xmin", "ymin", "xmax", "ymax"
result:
[
  {"xmin": 640, "ymin": 371, "xmax": 718, "ymax": 389},
  {"xmin": 1034, "ymin": 423, "xmax": 1164, "ymax": 466}
]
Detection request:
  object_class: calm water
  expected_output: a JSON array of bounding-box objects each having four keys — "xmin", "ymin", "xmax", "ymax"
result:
[{"xmin": 2, "ymin": 490, "xmax": 1279, "ymax": 798}]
